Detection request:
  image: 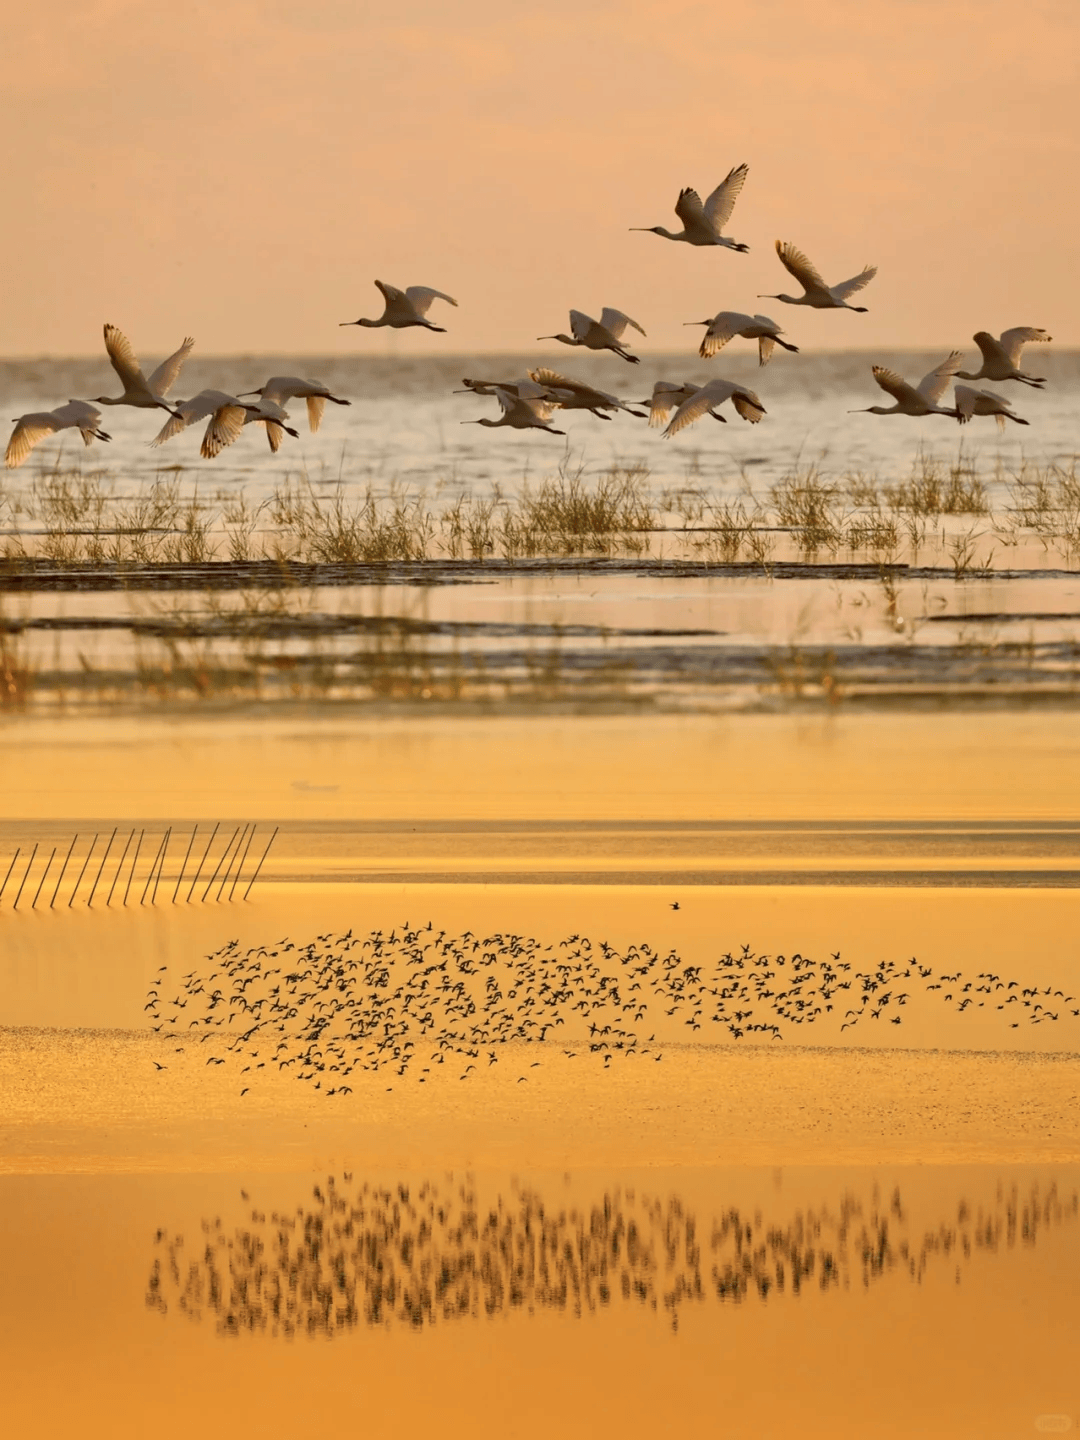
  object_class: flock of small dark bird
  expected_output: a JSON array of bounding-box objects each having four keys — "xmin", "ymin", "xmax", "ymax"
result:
[
  {"xmin": 144, "ymin": 922, "xmax": 1079, "ymax": 1096},
  {"xmin": 145, "ymin": 1173, "xmax": 1078, "ymax": 1337},
  {"xmin": 6, "ymin": 165, "xmax": 1054, "ymax": 467}
]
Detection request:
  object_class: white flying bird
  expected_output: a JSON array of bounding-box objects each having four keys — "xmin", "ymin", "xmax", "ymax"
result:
[
  {"xmin": 5, "ymin": 400, "xmax": 110, "ymax": 469},
  {"xmin": 954, "ymin": 385, "xmax": 1029, "ymax": 429},
  {"xmin": 636, "ymin": 381, "xmax": 731, "ymax": 429},
  {"xmin": 850, "ymin": 353, "xmax": 964, "ymax": 418},
  {"xmin": 662, "ymin": 379, "xmax": 766, "ymax": 437},
  {"xmin": 341, "ymin": 281, "xmax": 457, "ymax": 332},
  {"xmin": 527, "ymin": 368, "xmax": 647, "ymax": 419},
  {"xmin": 956, "ymin": 329, "xmax": 1051, "ymax": 388},
  {"xmin": 462, "ymin": 387, "xmax": 566, "ymax": 435},
  {"xmin": 687, "ymin": 311, "xmax": 799, "ymax": 365},
  {"xmin": 631, "ymin": 164, "xmax": 750, "ymax": 251},
  {"xmin": 93, "ymin": 325, "xmax": 192, "ymax": 413},
  {"xmin": 150, "ymin": 390, "xmax": 260, "ymax": 459},
  {"xmin": 762, "ymin": 242, "xmax": 876, "ymax": 311},
  {"xmin": 237, "ymin": 376, "xmax": 351, "ymax": 431},
  {"xmin": 537, "ymin": 309, "xmax": 646, "ymax": 364}
]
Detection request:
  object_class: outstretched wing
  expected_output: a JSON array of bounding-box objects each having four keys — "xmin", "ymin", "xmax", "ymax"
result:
[
  {"xmin": 703, "ymin": 162, "xmax": 748, "ymax": 232},
  {"xmin": 200, "ymin": 404, "xmax": 249, "ymax": 459},
  {"xmin": 699, "ymin": 312, "xmax": 746, "ymax": 359},
  {"xmin": 999, "ymin": 326, "xmax": 1051, "ymax": 365},
  {"xmin": 600, "ymin": 308, "xmax": 646, "ymax": 339},
  {"xmin": 953, "ymin": 384, "xmax": 978, "ymax": 424},
  {"xmin": 872, "ymin": 366, "xmax": 921, "ymax": 406},
  {"xmin": 732, "ymin": 388, "xmax": 765, "ymax": 423},
  {"xmin": 645, "ymin": 382, "xmax": 692, "ymax": 429},
  {"xmin": 917, "ymin": 351, "xmax": 963, "ymax": 405},
  {"xmin": 146, "ymin": 336, "xmax": 195, "ymax": 397},
  {"xmin": 663, "ymin": 388, "xmax": 721, "ymax": 438},
  {"xmin": 306, "ymin": 395, "xmax": 326, "ymax": 432},
  {"xmin": 103, "ymin": 324, "xmax": 147, "ymax": 389},
  {"xmin": 774, "ymin": 241, "xmax": 828, "ymax": 297},
  {"xmin": 150, "ymin": 410, "xmax": 193, "ymax": 447},
  {"xmin": 5, "ymin": 412, "xmax": 59, "ymax": 468},
  {"xmin": 405, "ymin": 286, "xmax": 458, "ymax": 316},
  {"xmin": 674, "ymin": 188, "xmax": 707, "ymax": 230},
  {"xmin": 569, "ymin": 310, "xmax": 595, "ymax": 341},
  {"xmin": 830, "ymin": 265, "xmax": 877, "ymax": 302},
  {"xmin": 529, "ymin": 367, "xmax": 578, "ymax": 391}
]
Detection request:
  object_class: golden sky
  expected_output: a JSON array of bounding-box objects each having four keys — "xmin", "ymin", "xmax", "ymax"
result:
[{"xmin": 4, "ymin": 0, "xmax": 1075, "ymax": 355}]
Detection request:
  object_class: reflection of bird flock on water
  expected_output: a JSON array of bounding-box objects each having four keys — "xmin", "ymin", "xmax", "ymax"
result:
[
  {"xmin": 145, "ymin": 1173, "xmax": 1078, "ymax": 1337},
  {"xmin": 145, "ymin": 925, "xmax": 1080, "ymax": 1095},
  {"xmin": 6, "ymin": 163, "xmax": 1053, "ymax": 467}
]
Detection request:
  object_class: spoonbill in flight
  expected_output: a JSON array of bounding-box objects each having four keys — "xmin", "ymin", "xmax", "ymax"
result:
[
  {"xmin": 636, "ymin": 382, "xmax": 732, "ymax": 429},
  {"xmin": 462, "ymin": 387, "xmax": 566, "ymax": 435},
  {"xmin": 238, "ymin": 377, "xmax": 351, "ymax": 431},
  {"xmin": 762, "ymin": 242, "xmax": 876, "ymax": 311},
  {"xmin": 954, "ymin": 385, "xmax": 1029, "ymax": 429},
  {"xmin": 662, "ymin": 379, "xmax": 766, "ymax": 437},
  {"xmin": 687, "ymin": 311, "xmax": 799, "ymax": 365},
  {"xmin": 5, "ymin": 401, "xmax": 111, "ymax": 469},
  {"xmin": 537, "ymin": 309, "xmax": 645, "ymax": 364},
  {"xmin": 850, "ymin": 354, "xmax": 964, "ymax": 418},
  {"xmin": 957, "ymin": 329, "xmax": 1051, "ymax": 388},
  {"xmin": 527, "ymin": 369, "xmax": 647, "ymax": 419},
  {"xmin": 341, "ymin": 282, "xmax": 457, "ymax": 332},
  {"xmin": 93, "ymin": 325, "xmax": 192, "ymax": 414},
  {"xmin": 631, "ymin": 164, "xmax": 749, "ymax": 250},
  {"xmin": 150, "ymin": 390, "xmax": 260, "ymax": 459}
]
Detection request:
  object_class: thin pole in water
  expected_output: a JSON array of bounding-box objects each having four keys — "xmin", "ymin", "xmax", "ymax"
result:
[
  {"xmin": 217, "ymin": 824, "xmax": 249, "ymax": 902},
  {"xmin": 32, "ymin": 849, "xmax": 56, "ymax": 910},
  {"xmin": 0, "ymin": 848, "xmax": 20, "ymax": 907},
  {"xmin": 141, "ymin": 832, "xmax": 168, "ymax": 906},
  {"xmin": 51, "ymin": 834, "xmax": 78, "ymax": 909},
  {"xmin": 174, "ymin": 826, "xmax": 198, "ymax": 904},
  {"xmin": 229, "ymin": 825, "xmax": 258, "ymax": 901},
  {"xmin": 68, "ymin": 834, "xmax": 98, "ymax": 908},
  {"xmin": 203, "ymin": 826, "xmax": 240, "ymax": 903},
  {"xmin": 243, "ymin": 827, "xmax": 279, "ymax": 901},
  {"xmin": 87, "ymin": 828, "xmax": 117, "ymax": 909},
  {"xmin": 124, "ymin": 831, "xmax": 144, "ymax": 907},
  {"xmin": 106, "ymin": 830, "xmax": 135, "ymax": 908},
  {"xmin": 152, "ymin": 829, "xmax": 170, "ymax": 906},
  {"xmin": 188, "ymin": 822, "xmax": 218, "ymax": 903},
  {"xmin": 12, "ymin": 843, "xmax": 38, "ymax": 910}
]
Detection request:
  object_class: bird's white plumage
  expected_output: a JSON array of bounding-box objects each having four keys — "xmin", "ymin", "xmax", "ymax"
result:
[
  {"xmin": 639, "ymin": 164, "xmax": 750, "ymax": 248},
  {"xmin": 954, "ymin": 384, "xmax": 1028, "ymax": 429},
  {"xmin": 146, "ymin": 337, "xmax": 195, "ymax": 398},
  {"xmin": 916, "ymin": 351, "xmax": 964, "ymax": 406},
  {"xmin": 694, "ymin": 311, "xmax": 793, "ymax": 365},
  {"xmin": 598, "ymin": 308, "xmax": 646, "ymax": 341},
  {"xmin": 770, "ymin": 242, "xmax": 877, "ymax": 309},
  {"xmin": 663, "ymin": 379, "xmax": 765, "ymax": 437},
  {"xmin": 703, "ymin": 165, "xmax": 748, "ymax": 230},
  {"xmin": 5, "ymin": 400, "xmax": 108, "ymax": 469}
]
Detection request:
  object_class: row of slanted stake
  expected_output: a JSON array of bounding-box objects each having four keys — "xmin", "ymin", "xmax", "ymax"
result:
[{"xmin": 0, "ymin": 823, "xmax": 277, "ymax": 912}]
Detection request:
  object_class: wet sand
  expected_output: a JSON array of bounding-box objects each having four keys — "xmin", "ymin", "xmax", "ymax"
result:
[{"xmin": 1, "ymin": 708, "xmax": 1077, "ymax": 1437}]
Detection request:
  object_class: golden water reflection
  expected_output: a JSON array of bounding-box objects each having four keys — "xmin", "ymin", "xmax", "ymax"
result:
[{"xmin": 147, "ymin": 1171, "xmax": 1079, "ymax": 1339}]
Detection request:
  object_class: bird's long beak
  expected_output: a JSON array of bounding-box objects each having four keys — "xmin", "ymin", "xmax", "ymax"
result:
[
  {"xmin": 536, "ymin": 335, "xmax": 556, "ymax": 341},
  {"xmin": 683, "ymin": 322, "xmax": 710, "ymax": 327},
  {"xmin": 847, "ymin": 408, "xmax": 871, "ymax": 413},
  {"xmin": 237, "ymin": 390, "xmax": 259, "ymax": 398},
  {"xmin": 339, "ymin": 321, "xmax": 359, "ymax": 327}
]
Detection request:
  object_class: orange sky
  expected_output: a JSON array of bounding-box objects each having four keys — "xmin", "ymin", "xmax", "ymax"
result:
[{"xmin": 3, "ymin": 0, "xmax": 1076, "ymax": 356}]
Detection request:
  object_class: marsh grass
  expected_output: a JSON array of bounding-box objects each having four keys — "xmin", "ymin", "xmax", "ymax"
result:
[{"xmin": 4, "ymin": 450, "xmax": 1080, "ymax": 572}]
